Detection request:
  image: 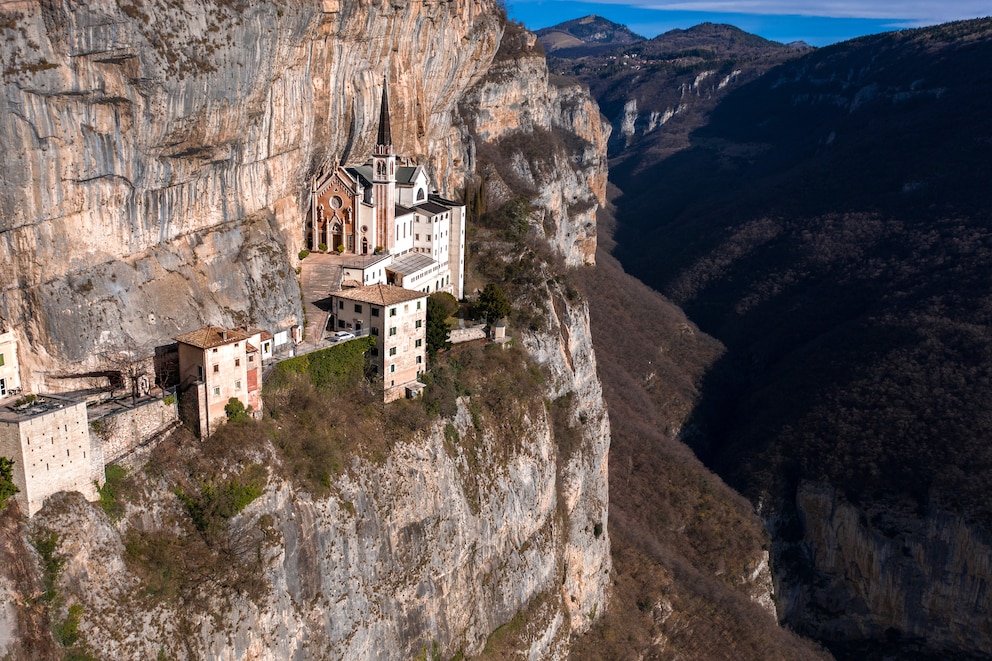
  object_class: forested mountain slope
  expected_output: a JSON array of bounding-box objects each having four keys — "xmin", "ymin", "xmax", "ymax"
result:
[{"xmin": 607, "ymin": 17, "xmax": 992, "ymax": 660}]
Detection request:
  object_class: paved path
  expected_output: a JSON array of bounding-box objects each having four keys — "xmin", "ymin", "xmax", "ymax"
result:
[{"xmin": 298, "ymin": 253, "xmax": 343, "ymax": 347}]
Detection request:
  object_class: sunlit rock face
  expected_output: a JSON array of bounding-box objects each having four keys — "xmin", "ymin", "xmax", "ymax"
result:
[{"xmin": 0, "ymin": 0, "xmax": 500, "ymax": 388}]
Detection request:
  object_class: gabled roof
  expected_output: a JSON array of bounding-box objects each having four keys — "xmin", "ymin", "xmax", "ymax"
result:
[
  {"xmin": 414, "ymin": 201, "xmax": 450, "ymax": 216},
  {"xmin": 332, "ymin": 283, "xmax": 427, "ymax": 306},
  {"xmin": 396, "ymin": 203, "xmax": 416, "ymax": 217},
  {"xmin": 175, "ymin": 326, "xmax": 252, "ymax": 350},
  {"xmin": 396, "ymin": 165, "xmax": 425, "ymax": 185},
  {"xmin": 346, "ymin": 166, "xmax": 373, "ymax": 188}
]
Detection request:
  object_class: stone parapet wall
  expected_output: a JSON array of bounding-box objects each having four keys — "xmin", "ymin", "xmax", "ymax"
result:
[
  {"xmin": 450, "ymin": 325, "xmax": 486, "ymax": 344},
  {"xmin": 91, "ymin": 397, "xmax": 179, "ymax": 465}
]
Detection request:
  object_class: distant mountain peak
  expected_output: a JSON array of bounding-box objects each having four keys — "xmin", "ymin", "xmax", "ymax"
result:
[{"xmin": 536, "ymin": 15, "xmax": 646, "ymax": 53}]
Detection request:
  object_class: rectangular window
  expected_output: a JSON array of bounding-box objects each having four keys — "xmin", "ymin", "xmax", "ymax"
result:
[
  {"xmin": 213, "ymin": 364, "xmax": 219, "ymax": 373},
  {"xmin": 415, "ymin": 320, "xmax": 422, "ymax": 328},
  {"xmin": 0, "ymin": 378, "xmax": 6, "ymax": 397},
  {"xmin": 339, "ymin": 301, "xmax": 344, "ymax": 310},
  {"xmin": 415, "ymin": 339, "xmax": 422, "ymax": 348},
  {"xmin": 371, "ymin": 327, "xmax": 379, "ymax": 336},
  {"xmin": 0, "ymin": 353, "xmax": 4, "ymax": 367},
  {"xmin": 212, "ymin": 348, "xmax": 218, "ymax": 353},
  {"xmin": 197, "ymin": 366, "xmax": 203, "ymax": 379},
  {"xmin": 417, "ymin": 301, "xmax": 421, "ymax": 310},
  {"xmin": 416, "ymin": 356, "xmax": 422, "ymax": 364},
  {"xmin": 415, "ymin": 234, "xmax": 420, "ymax": 240},
  {"xmin": 235, "ymin": 358, "xmax": 240, "ymax": 367},
  {"xmin": 212, "ymin": 387, "xmax": 221, "ymax": 397},
  {"xmin": 404, "ymin": 304, "xmax": 409, "ymax": 313},
  {"xmin": 390, "ymin": 365, "xmax": 395, "ymax": 373},
  {"xmin": 389, "ymin": 327, "xmax": 397, "ymax": 336},
  {"xmin": 355, "ymin": 304, "xmax": 362, "ymax": 313},
  {"xmin": 235, "ymin": 380, "xmax": 242, "ymax": 390},
  {"xmin": 389, "ymin": 347, "xmax": 397, "ymax": 356},
  {"xmin": 371, "ymin": 347, "xmax": 379, "ymax": 356},
  {"xmin": 371, "ymin": 308, "xmax": 380, "ymax": 317},
  {"xmin": 390, "ymin": 308, "xmax": 397, "ymax": 317},
  {"xmin": 338, "ymin": 319, "xmax": 346, "ymax": 328}
]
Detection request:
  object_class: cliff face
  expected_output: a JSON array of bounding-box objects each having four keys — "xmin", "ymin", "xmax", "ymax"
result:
[
  {"xmin": 456, "ymin": 25, "xmax": 609, "ymax": 266},
  {"xmin": 0, "ymin": 0, "xmax": 500, "ymax": 388},
  {"xmin": 779, "ymin": 481, "xmax": 992, "ymax": 655},
  {"xmin": 0, "ymin": 1, "xmax": 612, "ymax": 658}
]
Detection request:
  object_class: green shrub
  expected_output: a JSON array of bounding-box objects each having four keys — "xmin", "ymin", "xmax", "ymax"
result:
[
  {"xmin": 163, "ymin": 394, "xmax": 176, "ymax": 406},
  {"xmin": 224, "ymin": 397, "xmax": 250, "ymax": 423},
  {"xmin": 318, "ymin": 243, "xmax": 327, "ymax": 252},
  {"xmin": 97, "ymin": 464, "xmax": 128, "ymax": 521},
  {"xmin": 298, "ymin": 249, "xmax": 310, "ymax": 260},
  {"xmin": 56, "ymin": 604, "xmax": 83, "ymax": 647}
]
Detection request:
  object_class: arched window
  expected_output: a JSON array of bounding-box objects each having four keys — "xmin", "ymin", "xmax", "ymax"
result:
[{"xmin": 416, "ymin": 188, "xmax": 425, "ymax": 201}]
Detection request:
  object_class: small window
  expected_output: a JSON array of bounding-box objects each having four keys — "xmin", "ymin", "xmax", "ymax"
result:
[
  {"xmin": 417, "ymin": 301, "xmax": 421, "ymax": 310},
  {"xmin": 371, "ymin": 308, "xmax": 380, "ymax": 317},
  {"xmin": 338, "ymin": 301, "xmax": 344, "ymax": 310},
  {"xmin": 371, "ymin": 347, "xmax": 379, "ymax": 356},
  {"xmin": 390, "ymin": 308, "xmax": 397, "ymax": 317},
  {"xmin": 355, "ymin": 304, "xmax": 363, "ymax": 313},
  {"xmin": 235, "ymin": 380, "xmax": 242, "ymax": 390},
  {"xmin": 390, "ymin": 365, "xmax": 395, "ymax": 373},
  {"xmin": 415, "ymin": 234, "xmax": 420, "ymax": 240},
  {"xmin": 213, "ymin": 364, "xmax": 219, "ymax": 373},
  {"xmin": 371, "ymin": 327, "xmax": 379, "ymax": 336},
  {"xmin": 416, "ymin": 356, "xmax": 422, "ymax": 364},
  {"xmin": 235, "ymin": 358, "xmax": 240, "ymax": 367},
  {"xmin": 415, "ymin": 320, "xmax": 422, "ymax": 328},
  {"xmin": 212, "ymin": 387, "xmax": 221, "ymax": 397},
  {"xmin": 248, "ymin": 355, "xmax": 254, "ymax": 362},
  {"xmin": 415, "ymin": 339, "xmax": 422, "ymax": 348},
  {"xmin": 212, "ymin": 348, "xmax": 218, "ymax": 353},
  {"xmin": 338, "ymin": 319, "xmax": 346, "ymax": 328},
  {"xmin": 389, "ymin": 327, "xmax": 397, "ymax": 336},
  {"xmin": 389, "ymin": 347, "xmax": 397, "ymax": 356},
  {"xmin": 0, "ymin": 353, "xmax": 4, "ymax": 367},
  {"xmin": 197, "ymin": 366, "xmax": 203, "ymax": 379}
]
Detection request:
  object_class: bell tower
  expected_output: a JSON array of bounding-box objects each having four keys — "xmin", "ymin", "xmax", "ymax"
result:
[{"xmin": 372, "ymin": 77, "xmax": 396, "ymax": 252}]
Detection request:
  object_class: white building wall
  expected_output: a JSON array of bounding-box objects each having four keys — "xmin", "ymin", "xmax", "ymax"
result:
[
  {"xmin": 0, "ymin": 399, "xmax": 99, "ymax": 516},
  {"xmin": 0, "ymin": 331, "xmax": 21, "ymax": 398},
  {"xmin": 448, "ymin": 204, "xmax": 466, "ymax": 299}
]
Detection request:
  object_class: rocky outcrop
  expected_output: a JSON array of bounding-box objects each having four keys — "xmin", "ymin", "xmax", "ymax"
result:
[
  {"xmin": 0, "ymin": 0, "xmax": 501, "ymax": 390},
  {"xmin": 456, "ymin": 24, "xmax": 609, "ymax": 266},
  {"xmin": 779, "ymin": 481, "xmax": 992, "ymax": 655}
]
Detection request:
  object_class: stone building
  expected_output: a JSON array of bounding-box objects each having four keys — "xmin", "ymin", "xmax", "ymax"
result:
[
  {"xmin": 175, "ymin": 326, "xmax": 264, "ymax": 436},
  {"xmin": 0, "ymin": 326, "xmax": 21, "ymax": 399},
  {"xmin": 306, "ymin": 81, "xmax": 466, "ymax": 299},
  {"xmin": 329, "ymin": 284, "xmax": 427, "ymax": 401},
  {"xmin": 0, "ymin": 394, "xmax": 100, "ymax": 516}
]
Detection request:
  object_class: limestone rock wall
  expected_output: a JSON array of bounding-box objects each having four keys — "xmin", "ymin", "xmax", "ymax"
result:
[
  {"xmin": 456, "ymin": 26, "xmax": 609, "ymax": 266},
  {"xmin": 0, "ymin": 0, "xmax": 501, "ymax": 390},
  {"xmin": 779, "ymin": 481, "xmax": 992, "ymax": 654}
]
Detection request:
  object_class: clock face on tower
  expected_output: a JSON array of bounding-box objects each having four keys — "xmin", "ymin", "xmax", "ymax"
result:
[{"xmin": 361, "ymin": 226, "xmax": 368, "ymax": 234}]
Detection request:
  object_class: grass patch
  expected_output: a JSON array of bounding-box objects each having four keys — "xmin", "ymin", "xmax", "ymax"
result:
[{"xmin": 97, "ymin": 464, "xmax": 128, "ymax": 521}]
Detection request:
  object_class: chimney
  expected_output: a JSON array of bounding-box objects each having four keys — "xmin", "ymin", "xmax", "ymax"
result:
[{"xmin": 221, "ymin": 330, "xmax": 228, "ymax": 341}]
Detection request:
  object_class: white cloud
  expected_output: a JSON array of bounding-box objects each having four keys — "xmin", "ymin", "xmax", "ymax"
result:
[{"xmin": 581, "ymin": 0, "xmax": 991, "ymax": 22}]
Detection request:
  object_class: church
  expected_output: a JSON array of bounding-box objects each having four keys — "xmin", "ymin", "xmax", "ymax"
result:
[{"xmin": 306, "ymin": 82, "xmax": 466, "ymax": 300}]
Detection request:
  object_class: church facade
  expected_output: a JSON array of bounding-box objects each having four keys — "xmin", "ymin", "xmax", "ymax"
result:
[{"xmin": 306, "ymin": 83, "xmax": 466, "ymax": 300}]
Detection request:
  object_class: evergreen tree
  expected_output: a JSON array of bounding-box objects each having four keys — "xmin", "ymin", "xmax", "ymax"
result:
[
  {"xmin": 0, "ymin": 457, "xmax": 18, "ymax": 507},
  {"xmin": 426, "ymin": 295, "xmax": 452, "ymax": 360},
  {"xmin": 478, "ymin": 283, "xmax": 511, "ymax": 327}
]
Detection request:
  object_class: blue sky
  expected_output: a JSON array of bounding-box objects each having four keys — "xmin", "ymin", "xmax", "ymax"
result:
[{"xmin": 504, "ymin": 1, "xmax": 991, "ymax": 45}]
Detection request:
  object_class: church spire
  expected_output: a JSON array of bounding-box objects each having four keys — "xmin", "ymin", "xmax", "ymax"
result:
[{"xmin": 376, "ymin": 76, "xmax": 392, "ymax": 150}]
